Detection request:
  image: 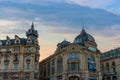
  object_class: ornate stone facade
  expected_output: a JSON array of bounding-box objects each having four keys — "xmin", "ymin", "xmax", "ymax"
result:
[
  {"xmin": 39, "ymin": 28, "xmax": 101, "ymax": 80},
  {"xmin": 0, "ymin": 23, "xmax": 40, "ymax": 80},
  {"xmin": 100, "ymin": 48, "xmax": 120, "ymax": 80}
]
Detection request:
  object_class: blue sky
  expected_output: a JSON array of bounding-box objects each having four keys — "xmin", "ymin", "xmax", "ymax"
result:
[{"xmin": 0, "ymin": 0, "xmax": 120, "ymax": 60}]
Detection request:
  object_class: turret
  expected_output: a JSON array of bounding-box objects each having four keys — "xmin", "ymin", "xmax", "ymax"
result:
[{"xmin": 26, "ymin": 22, "xmax": 38, "ymax": 40}]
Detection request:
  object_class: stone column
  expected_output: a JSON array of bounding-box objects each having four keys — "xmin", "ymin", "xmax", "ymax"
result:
[
  {"xmin": 55, "ymin": 58, "xmax": 57, "ymax": 79},
  {"xmin": 19, "ymin": 54, "xmax": 24, "ymax": 70},
  {"xmin": 30, "ymin": 54, "xmax": 35, "ymax": 80},
  {"xmin": 63, "ymin": 54, "xmax": 68, "ymax": 80}
]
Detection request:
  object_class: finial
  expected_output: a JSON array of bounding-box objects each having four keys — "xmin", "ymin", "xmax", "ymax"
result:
[
  {"xmin": 64, "ymin": 37, "xmax": 66, "ymax": 41},
  {"xmin": 31, "ymin": 21, "xmax": 34, "ymax": 29}
]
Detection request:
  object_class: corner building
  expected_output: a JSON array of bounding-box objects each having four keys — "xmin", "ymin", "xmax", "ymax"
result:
[
  {"xmin": 100, "ymin": 48, "xmax": 120, "ymax": 80},
  {"xmin": 40, "ymin": 28, "xmax": 101, "ymax": 80},
  {"xmin": 0, "ymin": 23, "xmax": 40, "ymax": 80}
]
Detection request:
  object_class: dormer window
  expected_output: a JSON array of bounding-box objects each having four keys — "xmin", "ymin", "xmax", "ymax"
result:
[
  {"xmin": 6, "ymin": 41, "xmax": 11, "ymax": 45},
  {"xmin": 15, "ymin": 40, "xmax": 20, "ymax": 44},
  {"xmin": 27, "ymin": 39, "xmax": 32, "ymax": 44}
]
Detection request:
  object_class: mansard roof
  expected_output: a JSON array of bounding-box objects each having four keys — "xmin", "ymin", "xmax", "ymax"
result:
[
  {"xmin": 101, "ymin": 48, "xmax": 120, "ymax": 60},
  {"xmin": 0, "ymin": 37, "xmax": 37, "ymax": 46}
]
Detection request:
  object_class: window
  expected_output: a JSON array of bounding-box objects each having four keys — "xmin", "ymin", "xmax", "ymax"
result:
[
  {"xmin": 51, "ymin": 59, "xmax": 55, "ymax": 65},
  {"xmin": 14, "ymin": 64, "xmax": 18, "ymax": 70},
  {"xmin": 27, "ymin": 47, "xmax": 31, "ymax": 52},
  {"xmin": 14, "ymin": 47, "xmax": 20, "ymax": 52},
  {"xmin": 101, "ymin": 64, "xmax": 104, "ymax": 71},
  {"xmin": 113, "ymin": 68, "xmax": 116, "ymax": 72},
  {"xmin": 112, "ymin": 61, "xmax": 115, "ymax": 66},
  {"xmin": 88, "ymin": 46, "xmax": 96, "ymax": 52},
  {"xmin": 26, "ymin": 55, "xmax": 31, "ymax": 61},
  {"xmin": 88, "ymin": 54, "xmax": 96, "ymax": 72},
  {"xmin": 51, "ymin": 59, "xmax": 55, "ymax": 74},
  {"xmin": 44, "ymin": 64, "xmax": 46, "ymax": 76},
  {"xmin": 14, "ymin": 55, "xmax": 19, "ymax": 61},
  {"xmin": 5, "ymin": 56, "xmax": 10, "ymax": 61},
  {"xmin": 6, "ymin": 41, "xmax": 10, "ymax": 45},
  {"xmin": 4, "ymin": 73, "xmax": 8, "ymax": 79},
  {"xmin": 26, "ymin": 73, "xmax": 30, "ymax": 80},
  {"xmin": 6, "ymin": 48, "xmax": 10, "ymax": 52},
  {"xmin": 68, "ymin": 62, "xmax": 79, "ymax": 71},
  {"xmin": 27, "ymin": 39, "xmax": 32, "ymax": 44},
  {"xmin": 34, "ymin": 73, "xmax": 38, "ymax": 79},
  {"xmin": 26, "ymin": 63, "xmax": 30, "ymax": 70},
  {"xmin": 35, "ymin": 56, "xmax": 38, "ymax": 62},
  {"xmin": 75, "ymin": 38, "xmax": 82, "ymax": 43},
  {"xmin": 106, "ymin": 63, "xmax": 109, "ymax": 72},
  {"xmin": 57, "ymin": 57, "xmax": 63, "ymax": 74},
  {"xmin": 4, "ymin": 64, "xmax": 8, "ymax": 70},
  {"xmin": 69, "ymin": 53, "xmax": 78, "ymax": 59},
  {"xmin": 15, "ymin": 40, "xmax": 20, "ymax": 44},
  {"xmin": 34, "ymin": 63, "xmax": 38, "ymax": 70}
]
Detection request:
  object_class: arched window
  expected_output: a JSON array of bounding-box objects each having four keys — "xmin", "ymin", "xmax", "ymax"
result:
[
  {"xmin": 57, "ymin": 57, "xmax": 63, "ymax": 74},
  {"xmin": 69, "ymin": 53, "xmax": 78, "ymax": 59},
  {"xmin": 88, "ymin": 54, "xmax": 96, "ymax": 72}
]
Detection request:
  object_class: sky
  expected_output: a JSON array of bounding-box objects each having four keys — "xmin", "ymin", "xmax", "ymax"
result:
[{"xmin": 0, "ymin": 0, "xmax": 120, "ymax": 60}]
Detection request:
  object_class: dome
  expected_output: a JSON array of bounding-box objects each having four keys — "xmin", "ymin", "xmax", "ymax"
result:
[
  {"xmin": 74, "ymin": 28, "xmax": 95, "ymax": 44},
  {"xmin": 57, "ymin": 39, "xmax": 71, "ymax": 49},
  {"xmin": 60, "ymin": 40, "xmax": 71, "ymax": 47}
]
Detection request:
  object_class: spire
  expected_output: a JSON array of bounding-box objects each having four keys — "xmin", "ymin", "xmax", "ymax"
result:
[
  {"xmin": 82, "ymin": 17, "xmax": 85, "ymax": 30},
  {"xmin": 31, "ymin": 22, "xmax": 34, "ymax": 30},
  {"xmin": 26, "ymin": 22, "xmax": 38, "ymax": 39},
  {"xmin": 80, "ymin": 17, "xmax": 86, "ymax": 35},
  {"xmin": 64, "ymin": 37, "xmax": 66, "ymax": 41}
]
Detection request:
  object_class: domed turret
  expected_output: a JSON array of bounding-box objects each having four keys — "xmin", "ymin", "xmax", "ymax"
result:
[
  {"xmin": 57, "ymin": 39, "xmax": 71, "ymax": 49},
  {"xmin": 26, "ymin": 22, "xmax": 38, "ymax": 40},
  {"xmin": 60, "ymin": 40, "xmax": 71, "ymax": 47},
  {"xmin": 74, "ymin": 28, "xmax": 95, "ymax": 45}
]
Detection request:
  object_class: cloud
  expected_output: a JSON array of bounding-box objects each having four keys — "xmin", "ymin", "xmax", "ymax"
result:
[
  {"xmin": 0, "ymin": 0, "xmax": 120, "ymax": 60},
  {"xmin": 65, "ymin": 0, "xmax": 114, "ymax": 8}
]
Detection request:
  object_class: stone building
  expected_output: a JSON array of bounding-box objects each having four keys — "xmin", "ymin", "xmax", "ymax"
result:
[
  {"xmin": 39, "ymin": 28, "xmax": 101, "ymax": 80},
  {"xmin": 100, "ymin": 48, "xmax": 120, "ymax": 80},
  {"xmin": 0, "ymin": 23, "xmax": 40, "ymax": 80}
]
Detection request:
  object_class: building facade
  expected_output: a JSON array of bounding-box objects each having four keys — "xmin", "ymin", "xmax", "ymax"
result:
[
  {"xmin": 100, "ymin": 48, "xmax": 120, "ymax": 80},
  {"xmin": 40, "ymin": 28, "xmax": 101, "ymax": 80},
  {"xmin": 0, "ymin": 23, "xmax": 40, "ymax": 80}
]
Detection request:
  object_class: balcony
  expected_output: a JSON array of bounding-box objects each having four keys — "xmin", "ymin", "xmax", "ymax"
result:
[
  {"xmin": 13, "ymin": 60, "xmax": 19, "ymax": 64},
  {"xmin": 102, "ymin": 71, "xmax": 117, "ymax": 76},
  {"xmin": 67, "ymin": 70, "xmax": 81, "ymax": 74},
  {"xmin": 26, "ymin": 59, "xmax": 30, "ymax": 63},
  {"xmin": 4, "ymin": 60, "xmax": 10, "ymax": 64},
  {"xmin": 0, "ymin": 69, "xmax": 22, "ymax": 73},
  {"xmin": 0, "ymin": 51, "xmax": 11, "ymax": 54}
]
